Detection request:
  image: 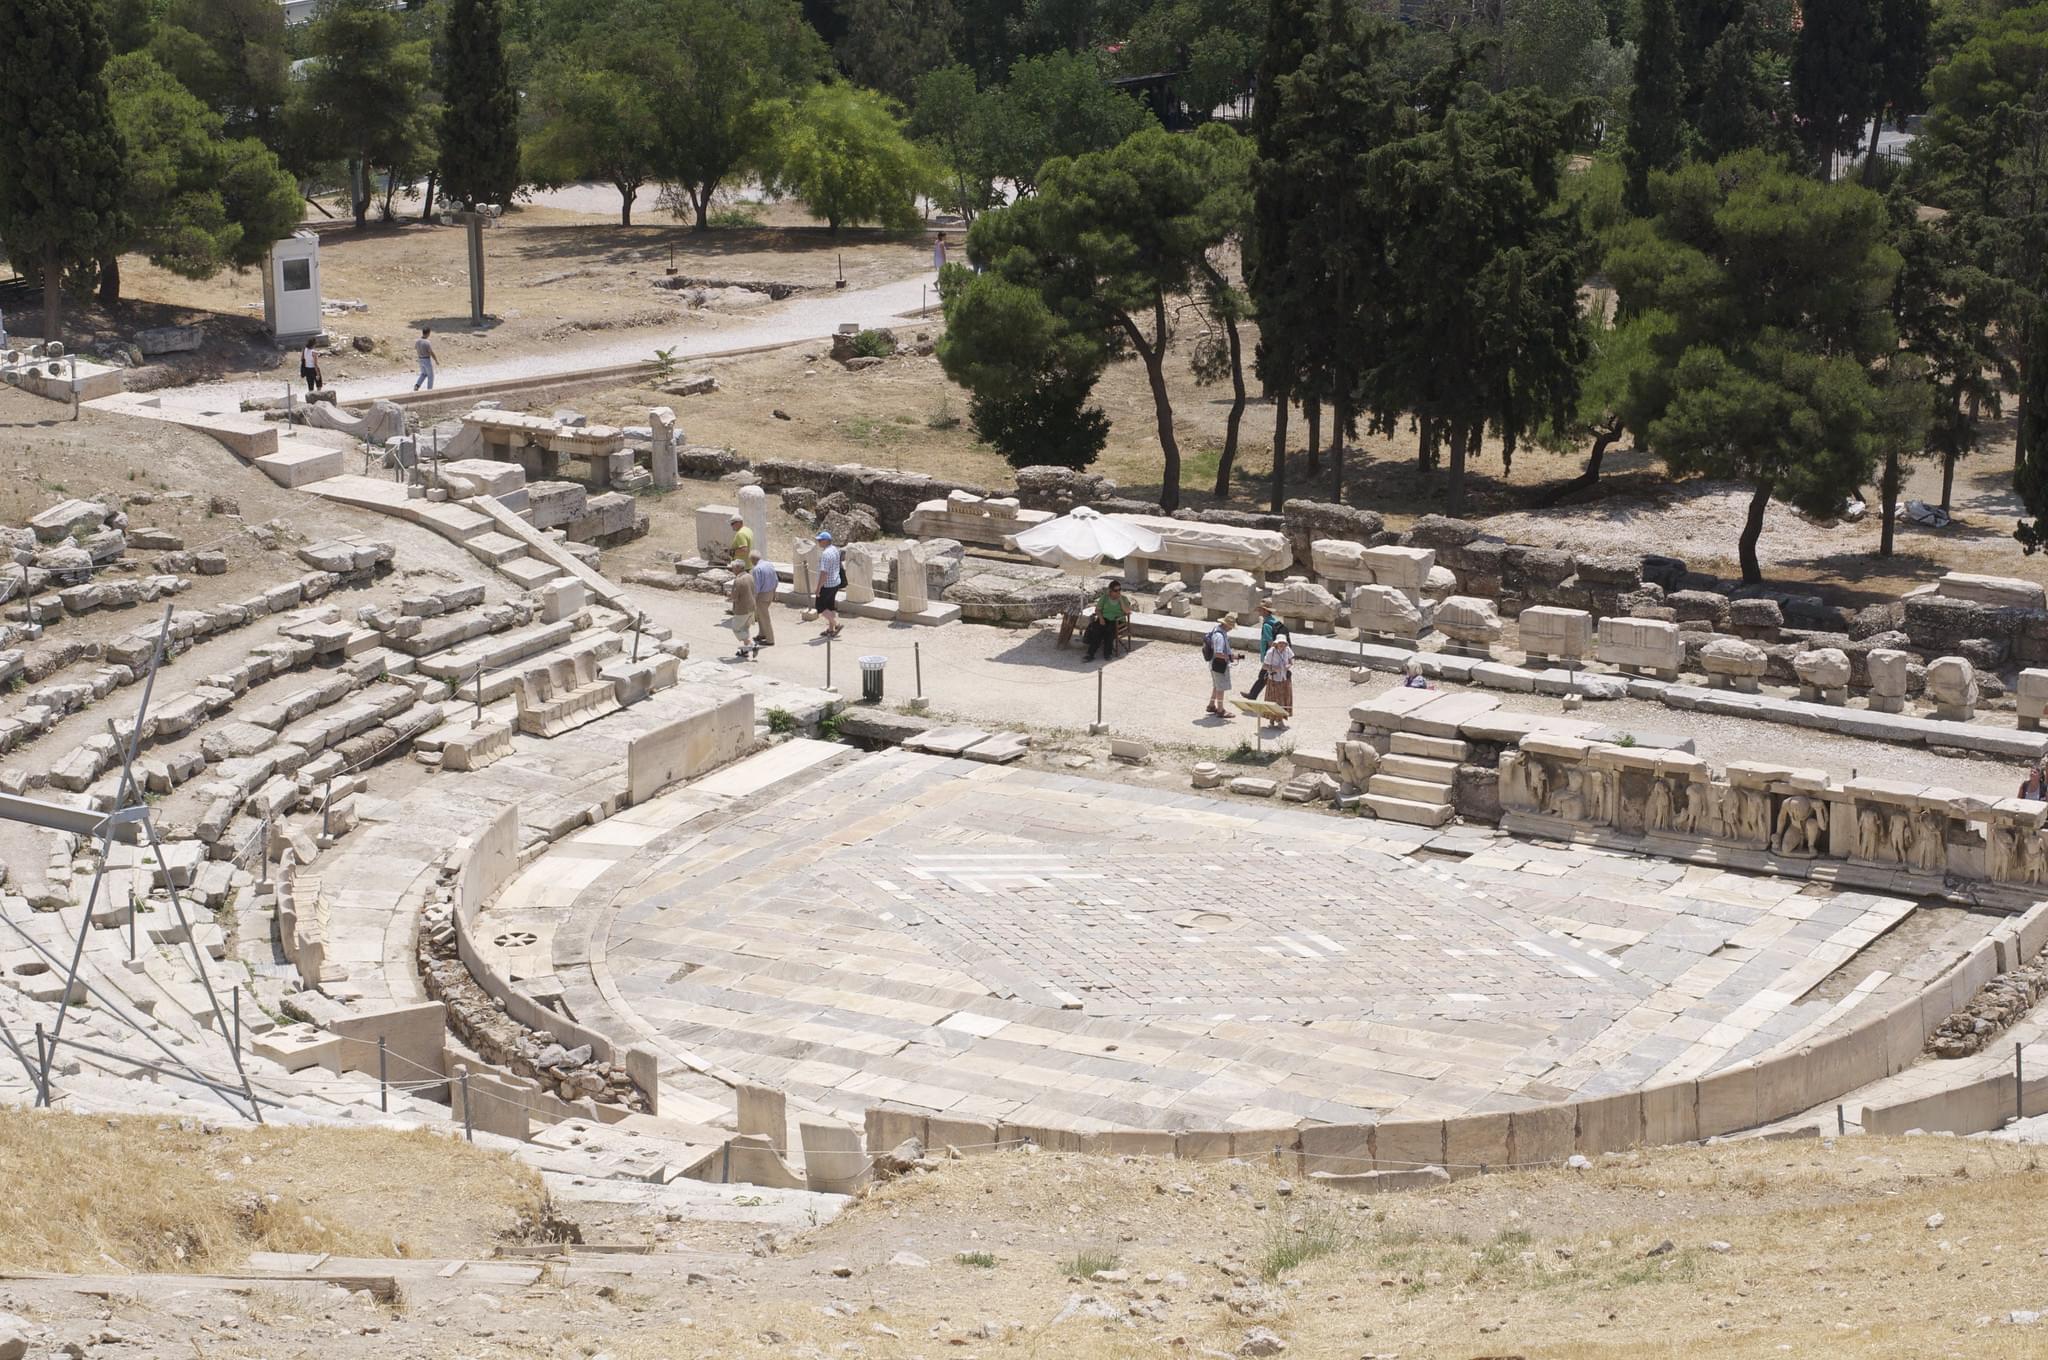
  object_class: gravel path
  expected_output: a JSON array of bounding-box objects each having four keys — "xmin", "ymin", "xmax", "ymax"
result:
[
  {"xmin": 625, "ymin": 583, "xmax": 2022, "ymax": 795},
  {"xmin": 154, "ymin": 272, "xmax": 937, "ymax": 414}
]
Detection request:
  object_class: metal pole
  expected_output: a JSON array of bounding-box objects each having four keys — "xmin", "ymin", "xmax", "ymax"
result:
[
  {"xmin": 2018, "ymin": 1042, "xmax": 2025, "ymax": 1124},
  {"xmin": 33, "ymin": 1023, "xmax": 47, "ymax": 1106},
  {"xmin": 379, "ymin": 1037, "xmax": 389, "ymax": 1113},
  {"xmin": 631, "ymin": 614, "xmax": 643, "ymax": 663},
  {"xmin": 322, "ymin": 778, "xmax": 334, "ymax": 838},
  {"xmin": 474, "ymin": 663, "xmax": 484, "ymax": 724},
  {"xmin": 826, "ymin": 636, "xmax": 833, "ymax": 690},
  {"xmin": 461, "ymin": 1072, "xmax": 474, "ymax": 1141},
  {"xmin": 69, "ymin": 354, "xmax": 77, "ymax": 420},
  {"xmin": 1836, "ymin": 1103, "xmax": 1845, "ymax": 1136},
  {"xmin": 1096, "ymin": 669, "xmax": 1104, "ymax": 728},
  {"xmin": 915, "ymin": 642, "xmax": 923, "ymax": 700},
  {"xmin": 232, "ymin": 985, "xmax": 242, "ymax": 1053}
]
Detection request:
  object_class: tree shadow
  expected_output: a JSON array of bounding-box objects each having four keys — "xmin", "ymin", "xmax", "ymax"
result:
[
  {"xmin": 503, "ymin": 223, "xmax": 926, "ymax": 270},
  {"xmin": 405, "ymin": 315, "xmax": 505, "ymax": 333}
]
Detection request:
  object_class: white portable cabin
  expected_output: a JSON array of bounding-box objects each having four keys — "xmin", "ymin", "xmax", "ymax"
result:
[{"xmin": 261, "ymin": 231, "xmax": 323, "ymax": 341}]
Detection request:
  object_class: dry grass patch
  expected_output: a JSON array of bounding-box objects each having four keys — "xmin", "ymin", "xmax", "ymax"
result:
[
  {"xmin": 603, "ymin": 1138, "xmax": 2048, "ymax": 1360},
  {"xmin": 0, "ymin": 1107, "xmax": 546, "ymax": 1272}
]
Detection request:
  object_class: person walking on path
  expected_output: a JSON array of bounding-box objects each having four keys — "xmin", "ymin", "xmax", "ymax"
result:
[
  {"xmin": 814, "ymin": 531, "xmax": 844, "ymax": 637},
  {"xmin": 299, "ymin": 340, "xmax": 322, "ymax": 395},
  {"xmin": 1261, "ymin": 631, "xmax": 1296, "ymax": 718},
  {"xmin": 1082, "ymin": 580, "xmax": 1128, "ymax": 661},
  {"xmin": 1203, "ymin": 612, "xmax": 1237, "ymax": 717},
  {"xmin": 729, "ymin": 514, "xmax": 754, "ymax": 563},
  {"xmin": 413, "ymin": 327, "xmax": 437, "ymax": 391},
  {"xmin": 1243, "ymin": 602, "xmax": 1282, "ymax": 700},
  {"xmin": 749, "ymin": 552, "xmax": 778, "ymax": 647},
  {"xmin": 726, "ymin": 558, "xmax": 758, "ymax": 658}
]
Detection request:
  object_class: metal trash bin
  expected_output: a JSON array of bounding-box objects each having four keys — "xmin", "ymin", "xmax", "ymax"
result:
[{"xmin": 859, "ymin": 654, "xmax": 886, "ymax": 703}]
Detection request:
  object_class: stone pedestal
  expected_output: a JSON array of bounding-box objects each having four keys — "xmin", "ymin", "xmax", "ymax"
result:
[
  {"xmin": 1517, "ymin": 605, "xmax": 1590, "ymax": 665},
  {"xmin": 695, "ymin": 504, "xmax": 737, "ymax": 564},
  {"xmin": 1435, "ymin": 595, "xmax": 1502, "ymax": 658},
  {"xmin": 739, "ymin": 484, "xmax": 768, "ymax": 559},
  {"xmin": 842, "ymin": 545, "xmax": 876, "ymax": 605},
  {"xmin": 897, "ymin": 544, "xmax": 929, "ymax": 616},
  {"xmin": 648, "ymin": 406, "xmax": 678, "ymax": 490},
  {"xmin": 2019, "ymin": 667, "xmax": 2048, "ymax": 731},
  {"xmin": 1793, "ymin": 647, "xmax": 1850, "ymax": 706},
  {"xmin": 1700, "ymin": 637, "xmax": 1766, "ymax": 694},
  {"xmin": 1867, "ymin": 648, "xmax": 1909, "ymax": 714},
  {"xmin": 1927, "ymin": 655, "xmax": 1978, "ymax": 721}
]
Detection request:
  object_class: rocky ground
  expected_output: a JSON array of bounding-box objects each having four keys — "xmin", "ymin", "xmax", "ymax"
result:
[{"xmin": 0, "ymin": 1124, "xmax": 2044, "ymax": 1359}]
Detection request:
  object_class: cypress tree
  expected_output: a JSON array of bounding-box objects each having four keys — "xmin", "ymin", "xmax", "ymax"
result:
[
  {"xmin": 1792, "ymin": 0, "xmax": 1879, "ymax": 179},
  {"xmin": 1622, "ymin": 0, "xmax": 1682, "ymax": 215},
  {"xmin": 0, "ymin": 0, "xmax": 128, "ymax": 342},
  {"xmin": 438, "ymin": 0, "xmax": 521, "ymax": 210},
  {"xmin": 1246, "ymin": 0, "xmax": 1321, "ymax": 511}
]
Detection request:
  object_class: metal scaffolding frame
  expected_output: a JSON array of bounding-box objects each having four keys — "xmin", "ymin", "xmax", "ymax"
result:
[{"xmin": 14, "ymin": 604, "xmax": 263, "ymax": 1121}]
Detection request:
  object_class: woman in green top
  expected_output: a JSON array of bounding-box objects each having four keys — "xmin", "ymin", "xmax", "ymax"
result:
[{"xmin": 1083, "ymin": 580, "xmax": 1128, "ymax": 661}]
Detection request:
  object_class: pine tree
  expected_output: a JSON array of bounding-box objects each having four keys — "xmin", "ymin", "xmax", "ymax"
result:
[
  {"xmin": 1622, "ymin": 0, "xmax": 1682, "ymax": 214},
  {"xmin": 439, "ymin": 0, "xmax": 521, "ymax": 209},
  {"xmin": 0, "ymin": 0, "xmax": 128, "ymax": 341}
]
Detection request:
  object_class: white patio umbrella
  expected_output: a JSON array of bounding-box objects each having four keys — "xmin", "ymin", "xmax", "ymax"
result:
[{"xmin": 1009, "ymin": 505, "xmax": 1163, "ymax": 575}]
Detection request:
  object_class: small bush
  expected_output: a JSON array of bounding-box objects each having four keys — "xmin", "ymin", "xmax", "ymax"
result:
[
  {"xmin": 927, "ymin": 396, "xmax": 961, "ymax": 430},
  {"xmin": 1061, "ymin": 1248, "xmax": 1121, "ymax": 1278},
  {"xmin": 708, "ymin": 204, "xmax": 764, "ymax": 229},
  {"xmin": 765, "ymin": 707, "xmax": 797, "ymax": 735},
  {"xmin": 1259, "ymin": 1199, "xmax": 1348, "ymax": 1279},
  {"xmin": 850, "ymin": 328, "xmax": 895, "ymax": 360},
  {"xmin": 955, "ymin": 1250, "xmax": 997, "ymax": 1268}
]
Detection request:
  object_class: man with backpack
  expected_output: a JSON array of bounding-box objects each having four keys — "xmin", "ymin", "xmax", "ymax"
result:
[{"xmin": 1202, "ymin": 612, "xmax": 1237, "ymax": 717}]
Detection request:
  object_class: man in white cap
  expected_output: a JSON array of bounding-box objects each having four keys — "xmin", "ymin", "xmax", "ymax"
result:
[
  {"xmin": 729, "ymin": 513, "xmax": 754, "ymax": 563},
  {"xmin": 814, "ymin": 530, "xmax": 843, "ymax": 637}
]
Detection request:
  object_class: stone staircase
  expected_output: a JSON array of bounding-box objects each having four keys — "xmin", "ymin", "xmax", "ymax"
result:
[{"xmin": 1361, "ymin": 731, "xmax": 1462, "ymax": 826}]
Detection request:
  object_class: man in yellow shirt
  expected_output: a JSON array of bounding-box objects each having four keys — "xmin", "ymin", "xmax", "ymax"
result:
[{"xmin": 728, "ymin": 515, "xmax": 754, "ymax": 563}]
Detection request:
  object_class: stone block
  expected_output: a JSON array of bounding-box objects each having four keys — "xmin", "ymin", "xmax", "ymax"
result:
[
  {"xmin": 1442, "ymin": 1111, "xmax": 1511, "ymax": 1178},
  {"xmin": 1435, "ymin": 595, "xmax": 1503, "ymax": 650},
  {"xmin": 524, "ymin": 480, "xmax": 586, "ymax": 531},
  {"xmin": 1351, "ymin": 583, "xmax": 1423, "ymax": 639},
  {"xmin": 802, "ymin": 1120, "xmax": 871, "ymax": 1194},
  {"xmin": 1361, "ymin": 544, "xmax": 1435, "ymax": 592},
  {"xmin": 1727, "ymin": 597, "xmax": 1783, "ymax": 639},
  {"xmin": 1518, "ymin": 605, "xmax": 1590, "ymax": 662},
  {"xmin": 1794, "ymin": 647, "xmax": 1851, "ymax": 703},
  {"xmin": 1201, "ymin": 567, "xmax": 1260, "ymax": 618},
  {"xmin": 1573, "ymin": 1091, "xmax": 1644, "ymax": 1155},
  {"xmin": 1926, "ymin": 655, "xmax": 1978, "ymax": 720},
  {"xmin": 1936, "ymin": 570, "xmax": 2046, "ymax": 612},
  {"xmin": 1507, "ymin": 1104, "xmax": 1574, "ymax": 1167},
  {"xmin": 695, "ymin": 504, "xmax": 739, "ymax": 564},
  {"xmin": 2019, "ymin": 668, "xmax": 2048, "ymax": 731},
  {"xmin": 1596, "ymin": 615, "xmax": 1683, "ymax": 678},
  {"xmin": 1695, "ymin": 1060, "xmax": 1760, "ymax": 1138},
  {"xmin": 1642, "ymin": 1081, "xmax": 1698, "ymax": 1146},
  {"xmin": 625, "ymin": 692, "xmax": 754, "ymax": 802},
  {"xmin": 1266, "ymin": 576, "xmax": 1342, "ymax": 628},
  {"xmin": 1373, "ymin": 1119, "xmax": 1444, "ymax": 1172},
  {"xmin": 1297, "ymin": 1122, "xmax": 1373, "ymax": 1176},
  {"xmin": 1700, "ymin": 637, "xmax": 1768, "ymax": 692}
]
